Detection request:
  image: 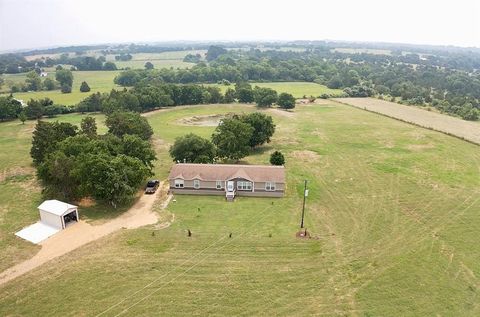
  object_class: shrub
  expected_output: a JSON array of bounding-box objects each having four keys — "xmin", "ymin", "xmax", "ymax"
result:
[{"xmin": 270, "ymin": 151, "xmax": 285, "ymax": 165}]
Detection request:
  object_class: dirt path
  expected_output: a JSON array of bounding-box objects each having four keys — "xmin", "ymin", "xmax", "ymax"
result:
[{"xmin": 0, "ymin": 186, "xmax": 172, "ymax": 286}]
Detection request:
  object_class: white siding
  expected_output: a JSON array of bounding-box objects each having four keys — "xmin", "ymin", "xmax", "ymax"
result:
[{"xmin": 39, "ymin": 210, "xmax": 63, "ymax": 229}]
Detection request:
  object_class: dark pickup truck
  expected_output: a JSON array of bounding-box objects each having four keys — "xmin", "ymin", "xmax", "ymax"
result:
[{"xmin": 145, "ymin": 180, "xmax": 160, "ymax": 194}]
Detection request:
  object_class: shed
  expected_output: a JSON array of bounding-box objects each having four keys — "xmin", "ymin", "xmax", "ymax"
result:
[{"xmin": 38, "ymin": 200, "xmax": 79, "ymax": 229}]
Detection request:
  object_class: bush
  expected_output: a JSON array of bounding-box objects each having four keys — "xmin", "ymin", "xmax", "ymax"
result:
[
  {"xmin": 277, "ymin": 93, "xmax": 296, "ymax": 109},
  {"xmin": 79, "ymin": 81, "xmax": 90, "ymax": 92},
  {"xmin": 270, "ymin": 151, "xmax": 285, "ymax": 165},
  {"xmin": 61, "ymin": 84, "xmax": 72, "ymax": 93}
]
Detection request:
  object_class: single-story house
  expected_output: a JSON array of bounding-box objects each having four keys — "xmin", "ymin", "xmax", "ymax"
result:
[
  {"xmin": 168, "ymin": 163, "xmax": 285, "ymax": 200},
  {"xmin": 38, "ymin": 200, "xmax": 79, "ymax": 230},
  {"xmin": 15, "ymin": 200, "xmax": 79, "ymax": 244}
]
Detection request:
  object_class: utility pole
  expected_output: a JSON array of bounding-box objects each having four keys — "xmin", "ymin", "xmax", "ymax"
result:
[{"xmin": 300, "ymin": 180, "xmax": 308, "ymax": 228}]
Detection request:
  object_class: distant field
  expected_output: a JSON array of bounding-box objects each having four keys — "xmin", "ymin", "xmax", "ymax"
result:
[
  {"xmin": 332, "ymin": 48, "xmax": 392, "ymax": 55},
  {"xmin": 105, "ymin": 50, "xmax": 205, "ymax": 69},
  {"xmin": 335, "ymin": 97, "xmax": 480, "ymax": 144},
  {"xmin": 1, "ymin": 102, "xmax": 479, "ymax": 315},
  {"xmin": 2, "ymin": 71, "xmax": 121, "ymax": 105},
  {"xmin": 212, "ymin": 82, "xmax": 343, "ymax": 98}
]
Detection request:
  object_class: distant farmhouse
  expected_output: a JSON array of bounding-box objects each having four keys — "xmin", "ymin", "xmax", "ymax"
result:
[{"xmin": 168, "ymin": 163, "xmax": 285, "ymax": 200}]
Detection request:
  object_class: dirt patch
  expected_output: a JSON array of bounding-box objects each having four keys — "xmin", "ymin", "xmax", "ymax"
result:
[
  {"xmin": 291, "ymin": 150, "xmax": 321, "ymax": 161},
  {"xmin": 77, "ymin": 197, "xmax": 96, "ymax": 208},
  {"xmin": 152, "ymin": 137, "xmax": 170, "ymax": 151},
  {"xmin": 0, "ymin": 167, "xmax": 35, "ymax": 183},
  {"xmin": 177, "ymin": 114, "xmax": 229, "ymax": 126},
  {"xmin": 0, "ymin": 183, "xmax": 173, "ymax": 286},
  {"xmin": 407, "ymin": 143, "xmax": 435, "ymax": 151},
  {"xmin": 267, "ymin": 108, "xmax": 295, "ymax": 118}
]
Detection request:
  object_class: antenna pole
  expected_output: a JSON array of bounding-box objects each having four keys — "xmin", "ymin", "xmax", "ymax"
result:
[{"xmin": 300, "ymin": 180, "xmax": 307, "ymax": 228}]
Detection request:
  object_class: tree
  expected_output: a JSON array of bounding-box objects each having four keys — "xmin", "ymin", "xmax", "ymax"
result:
[
  {"xmin": 76, "ymin": 92, "xmax": 104, "ymax": 113},
  {"xmin": 239, "ymin": 112, "xmax": 275, "ymax": 147},
  {"xmin": 25, "ymin": 71, "xmax": 42, "ymax": 91},
  {"xmin": 105, "ymin": 111, "xmax": 153, "ymax": 140},
  {"xmin": 103, "ymin": 61, "xmax": 117, "ymax": 70},
  {"xmin": 18, "ymin": 111, "xmax": 27, "ymax": 124},
  {"xmin": 144, "ymin": 62, "xmax": 154, "ymax": 70},
  {"xmin": 25, "ymin": 98, "xmax": 53, "ymax": 119},
  {"xmin": 223, "ymin": 88, "xmax": 236, "ymax": 103},
  {"xmin": 277, "ymin": 93, "xmax": 296, "ymax": 109},
  {"xmin": 169, "ymin": 133, "xmax": 216, "ymax": 163},
  {"xmin": 43, "ymin": 78, "xmax": 56, "ymax": 90},
  {"xmin": 44, "ymin": 104, "xmax": 63, "ymax": 117},
  {"xmin": 55, "ymin": 69, "xmax": 73, "ymax": 87},
  {"xmin": 80, "ymin": 154, "xmax": 150, "ymax": 206},
  {"xmin": 254, "ymin": 87, "xmax": 278, "ymax": 107},
  {"xmin": 30, "ymin": 121, "xmax": 77, "ymax": 165},
  {"xmin": 80, "ymin": 116, "xmax": 97, "ymax": 137},
  {"xmin": 61, "ymin": 84, "xmax": 72, "ymax": 93},
  {"xmin": 206, "ymin": 45, "xmax": 228, "ymax": 61},
  {"xmin": 235, "ymin": 83, "xmax": 255, "ymax": 103},
  {"xmin": 122, "ymin": 134, "xmax": 157, "ymax": 169},
  {"xmin": 270, "ymin": 151, "xmax": 285, "ymax": 165},
  {"xmin": 79, "ymin": 81, "xmax": 91, "ymax": 92},
  {"xmin": 462, "ymin": 107, "xmax": 479, "ymax": 121},
  {"xmin": 212, "ymin": 118, "xmax": 253, "ymax": 161},
  {"xmin": 0, "ymin": 96, "xmax": 22, "ymax": 121}
]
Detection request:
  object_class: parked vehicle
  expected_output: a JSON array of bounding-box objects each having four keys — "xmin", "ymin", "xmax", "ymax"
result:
[{"xmin": 145, "ymin": 180, "xmax": 160, "ymax": 194}]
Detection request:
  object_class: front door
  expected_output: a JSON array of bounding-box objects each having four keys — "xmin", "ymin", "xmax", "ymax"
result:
[{"xmin": 227, "ymin": 181, "xmax": 234, "ymax": 192}]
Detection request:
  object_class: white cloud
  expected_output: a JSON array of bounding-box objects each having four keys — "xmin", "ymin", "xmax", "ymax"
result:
[{"xmin": 1, "ymin": 0, "xmax": 479, "ymax": 51}]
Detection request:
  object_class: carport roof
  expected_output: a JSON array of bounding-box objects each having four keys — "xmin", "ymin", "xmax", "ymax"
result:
[{"xmin": 38, "ymin": 200, "xmax": 77, "ymax": 216}]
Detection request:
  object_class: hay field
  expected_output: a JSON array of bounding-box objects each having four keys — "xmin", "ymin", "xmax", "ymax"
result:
[{"xmin": 335, "ymin": 97, "xmax": 480, "ymax": 144}]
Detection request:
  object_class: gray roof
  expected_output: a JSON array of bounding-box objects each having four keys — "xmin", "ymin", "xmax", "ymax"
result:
[{"xmin": 168, "ymin": 163, "xmax": 285, "ymax": 183}]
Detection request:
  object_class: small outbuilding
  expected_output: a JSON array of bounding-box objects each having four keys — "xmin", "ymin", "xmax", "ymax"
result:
[
  {"xmin": 15, "ymin": 200, "xmax": 79, "ymax": 244},
  {"xmin": 38, "ymin": 200, "xmax": 79, "ymax": 229}
]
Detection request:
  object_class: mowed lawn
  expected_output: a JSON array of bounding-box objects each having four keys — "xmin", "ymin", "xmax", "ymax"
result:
[
  {"xmin": 0, "ymin": 103, "xmax": 479, "ymax": 316},
  {"xmin": 211, "ymin": 82, "xmax": 343, "ymax": 98},
  {"xmin": 2, "ymin": 71, "xmax": 121, "ymax": 105}
]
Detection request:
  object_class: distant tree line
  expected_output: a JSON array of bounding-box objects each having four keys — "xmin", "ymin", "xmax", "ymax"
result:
[{"xmin": 110, "ymin": 47, "xmax": 480, "ymax": 120}]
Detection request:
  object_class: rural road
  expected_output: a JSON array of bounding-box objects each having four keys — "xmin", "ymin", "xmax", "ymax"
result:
[{"xmin": 0, "ymin": 185, "xmax": 172, "ymax": 286}]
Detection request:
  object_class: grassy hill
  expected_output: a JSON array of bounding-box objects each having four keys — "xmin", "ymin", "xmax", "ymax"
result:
[{"xmin": 0, "ymin": 101, "xmax": 479, "ymax": 316}]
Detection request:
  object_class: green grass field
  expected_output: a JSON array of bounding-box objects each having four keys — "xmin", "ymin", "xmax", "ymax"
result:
[
  {"xmin": 0, "ymin": 100, "xmax": 479, "ymax": 316},
  {"xmin": 1, "ymin": 71, "xmax": 121, "ymax": 105},
  {"xmin": 212, "ymin": 82, "xmax": 343, "ymax": 98},
  {"xmin": 105, "ymin": 50, "xmax": 204, "ymax": 70}
]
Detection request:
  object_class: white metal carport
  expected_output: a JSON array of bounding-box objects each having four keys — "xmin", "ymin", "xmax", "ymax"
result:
[
  {"xmin": 15, "ymin": 200, "xmax": 79, "ymax": 244},
  {"xmin": 38, "ymin": 200, "xmax": 79, "ymax": 229}
]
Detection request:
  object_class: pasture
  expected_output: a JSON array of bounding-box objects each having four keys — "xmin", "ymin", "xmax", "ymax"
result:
[
  {"xmin": 104, "ymin": 50, "xmax": 204, "ymax": 69},
  {"xmin": 2, "ymin": 71, "xmax": 121, "ymax": 105},
  {"xmin": 0, "ymin": 101, "xmax": 479, "ymax": 316},
  {"xmin": 335, "ymin": 97, "xmax": 480, "ymax": 144},
  {"xmin": 212, "ymin": 82, "xmax": 343, "ymax": 98}
]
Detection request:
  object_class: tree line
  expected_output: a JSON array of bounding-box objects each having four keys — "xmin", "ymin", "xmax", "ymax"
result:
[
  {"xmin": 0, "ymin": 81, "xmax": 295, "ymax": 122},
  {"xmin": 111, "ymin": 46, "xmax": 480, "ymax": 120}
]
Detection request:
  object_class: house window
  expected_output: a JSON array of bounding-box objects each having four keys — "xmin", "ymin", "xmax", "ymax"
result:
[
  {"xmin": 174, "ymin": 179, "xmax": 184, "ymax": 188},
  {"xmin": 193, "ymin": 180, "xmax": 200, "ymax": 189},
  {"xmin": 216, "ymin": 181, "xmax": 222, "ymax": 189},
  {"xmin": 265, "ymin": 182, "xmax": 276, "ymax": 191},
  {"xmin": 237, "ymin": 181, "xmax": 252, "ymax": 190}
]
